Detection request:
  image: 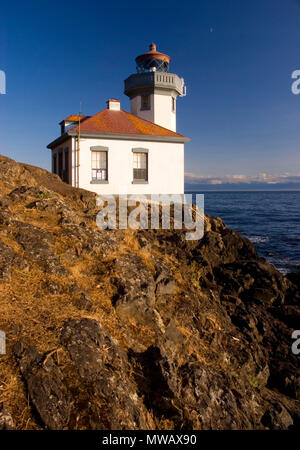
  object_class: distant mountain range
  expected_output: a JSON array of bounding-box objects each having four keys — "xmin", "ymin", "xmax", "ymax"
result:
[
  {"xmin": 185, "ymin": 182, "xmax": 300, "ymax": 191},
  {"xmin": 184, "ymin": 172, "xmax": 300, "ymax": 190}
]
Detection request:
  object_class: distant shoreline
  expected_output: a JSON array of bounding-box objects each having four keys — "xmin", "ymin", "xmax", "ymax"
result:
[{"xmin": 185, "ymin": 189, "xmax": 300, "ymax": 192}]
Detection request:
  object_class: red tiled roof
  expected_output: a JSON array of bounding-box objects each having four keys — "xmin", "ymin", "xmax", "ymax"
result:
[
  {"xmin": 64, "ymin": 114, "xmax": 87, "ymax": 122},
  {"xmin": 70, "ymin": 108, "xmax": 186, "ymax": 138}
]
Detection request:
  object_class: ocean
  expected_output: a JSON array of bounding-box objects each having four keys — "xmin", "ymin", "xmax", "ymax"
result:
[{"xmin": 189, "ymin": 191, "xmax": 300, "ymax": 275}]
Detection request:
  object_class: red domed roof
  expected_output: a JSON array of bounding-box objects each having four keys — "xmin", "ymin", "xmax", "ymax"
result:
[{"xmin": 135, "ymin": 43, "xmax": 170, "ymax": 64}]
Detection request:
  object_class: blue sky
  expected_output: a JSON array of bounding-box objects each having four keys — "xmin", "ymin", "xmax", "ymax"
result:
[{"xmin": 1, "ymin": 0, "xmax": 300, "ymax": 185}]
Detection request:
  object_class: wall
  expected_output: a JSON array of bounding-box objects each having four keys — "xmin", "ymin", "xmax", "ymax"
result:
[
  {"xmin": 130, "ymin": 95, "xmax": 154, "ymax": 123},
  {"xmin": 51, "ymin": 138, "xmax": 72, "ymax": 183},
  {"xmin": 153, "ymin": 92, "xmax": 176, "ymax": 131},
  {"xmin": 130, "ymin": 92, "xmax": 177, "ymax": 131},
  {"xmin": 74, "ymin": 137, "xmax": 184, "ymax": 195}
]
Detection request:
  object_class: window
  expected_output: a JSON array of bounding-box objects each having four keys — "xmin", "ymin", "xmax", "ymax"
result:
[
  {"xmin": 172, "ymin": 97, "xmax": 176, "ymax": 112},
  {"xmin": 52, "ymin": 154, "xmax": 57, "ymax": 174},
  {"xmin": 91, "ymin": 151, "xmax": 107, "ymax": 181},
  {"xmin": 63, "ymin": 149, "xmax": 69, "ymax": 183},
  {"xmin": 58, "ymin": 151, "xmax": 63, "ymax": 179},
  {"xmin": 141, "ymin": 94, "xmax": 150, "ymax": 110},
  {"xmin": 133, "ymin": 152, "xmax": 148, "ymax": 181}
]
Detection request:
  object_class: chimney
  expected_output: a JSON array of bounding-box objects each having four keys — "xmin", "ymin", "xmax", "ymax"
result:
[{"xmin": 107, "ymin": 99, "xmax": 120, "ymax": 111}]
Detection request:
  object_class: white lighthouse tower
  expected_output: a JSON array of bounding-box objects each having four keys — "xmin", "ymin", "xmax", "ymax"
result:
[{"xmin": 124, "ymin": 43, "xmax": 186, "ymax": 132}]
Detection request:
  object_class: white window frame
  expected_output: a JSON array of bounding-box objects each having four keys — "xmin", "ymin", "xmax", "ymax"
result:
[
  {"xmin": 90, "ymin": 147, "xmax": 108, "ymax": 183},
  {"xmin": 132, "ymin": 148, "xmax": 148, "ymax": 183}
]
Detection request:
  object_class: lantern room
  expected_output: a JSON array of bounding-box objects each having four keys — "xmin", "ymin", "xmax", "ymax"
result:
[
  {"xmin": 135, "ymin": 43, "xmax": 170, "ymax": 73},
  {"xmin": 124, "ymin": 43, "xmax": 186, "ymax": 132}
]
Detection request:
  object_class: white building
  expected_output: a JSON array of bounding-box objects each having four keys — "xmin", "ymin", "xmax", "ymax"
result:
[{"xmin": 47, "ymin": 44, "xmax": 189, "ymax": 195}]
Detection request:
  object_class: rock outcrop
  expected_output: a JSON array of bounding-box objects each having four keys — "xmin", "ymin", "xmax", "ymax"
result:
[
  {"xmin": 0, "ymin": 403, "xmax": 14, "ymax": 430},
  {"xmin": 0, "ymin": 153, "xmax": 299, "ymax": 430}
]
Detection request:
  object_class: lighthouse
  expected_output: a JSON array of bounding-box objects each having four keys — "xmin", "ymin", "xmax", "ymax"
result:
[
  {"xmin": 48, "ymin": 43, "xmax": 189, "ymax": 195},
  {"xmin": 124, "ymin": 43, "xmax": 186, "ymax": 132}
]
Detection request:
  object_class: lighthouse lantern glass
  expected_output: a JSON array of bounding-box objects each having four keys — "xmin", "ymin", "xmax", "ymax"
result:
[{"xmin": 136, "ymin": 59, "xmax": 169, "ymax": 73}]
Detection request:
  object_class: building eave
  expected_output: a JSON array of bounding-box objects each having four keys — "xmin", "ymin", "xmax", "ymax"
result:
[
  {"xmin": 47, "ymin": 133, "xmax": 72, "ymax": 149},
  {"xmin": 47, "ymin": 130, "xmax": 190, "ymax": 149},
  {"xmin": 68, "ymin": 130, "xmax": 190, "ymax": 143}
]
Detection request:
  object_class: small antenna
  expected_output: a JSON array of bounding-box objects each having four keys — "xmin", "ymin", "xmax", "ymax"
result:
[{"xmin": 77, "ymin": 101, "xmax": 82, "ymax": 188}]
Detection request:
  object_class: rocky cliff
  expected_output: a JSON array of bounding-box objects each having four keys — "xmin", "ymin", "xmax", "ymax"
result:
[{"xmin": 0, "ymin": 154, "xmax": 299, "ymax": 430}]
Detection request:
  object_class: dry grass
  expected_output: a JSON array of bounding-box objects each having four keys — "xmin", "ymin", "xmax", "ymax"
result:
[
  {"xmin": 0, "ymin": 352, "xmax": 37, "ymax": 430},
  {"xmin": 9, "ymin": 204, "xmax": 60, "ymax": 229},
  {"xmin": 0, "ymin": 230, "xmax": 24, "ymax": 255},
  {"xmin": 122, "ymin": 231, "xmax": 140, "ymax": 253},
  {"xmin": 0, "ymin": 259, "xmax": 120, "ymax": 429}
]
